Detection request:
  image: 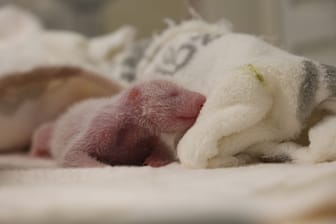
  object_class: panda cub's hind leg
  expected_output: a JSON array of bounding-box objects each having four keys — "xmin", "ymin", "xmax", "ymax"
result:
[{"xmin": 30, "ymin": 122, "xmax": 54, "ymax": 158}]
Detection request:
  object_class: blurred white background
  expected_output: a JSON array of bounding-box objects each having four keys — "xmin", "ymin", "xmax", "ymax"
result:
[
  {"xmin": 193, "ymin": 0, "xmax": 336, "ymax": 65},
  {"xmin": 0, "ymin": 0, "xmax": 335, "ymax": 64}
]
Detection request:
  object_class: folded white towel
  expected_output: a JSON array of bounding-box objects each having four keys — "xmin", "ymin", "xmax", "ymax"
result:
[{"xmin": 137, "ymin": 20, "xmax": 336, "ymax": 168}]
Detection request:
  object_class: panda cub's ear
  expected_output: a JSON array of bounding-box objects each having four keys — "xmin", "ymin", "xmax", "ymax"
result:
[{"xmin": 127, "ymin": 87, "xmax": 141, "ymax": 102}]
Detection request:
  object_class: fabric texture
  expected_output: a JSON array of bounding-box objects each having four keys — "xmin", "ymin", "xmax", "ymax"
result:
[{"xmin": 0, "ymin": 155, "xmax": 336, "ymax": 224}]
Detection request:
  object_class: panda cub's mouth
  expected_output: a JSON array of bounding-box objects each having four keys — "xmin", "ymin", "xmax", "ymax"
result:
[
  {"xmin": 175, "ymin": 109, "xmax": 201, "ymax": 121},
  {"xmin": 175, "ymin": 116, "xmax": 198, "ymax": 126},
  {"xmin": 175, "ymin": 115, "xmax": 198, "ymax": 121}
]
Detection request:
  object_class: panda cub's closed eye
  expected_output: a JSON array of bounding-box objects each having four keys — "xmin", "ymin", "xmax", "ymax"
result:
[{"xmin": 169, "ymin": 91, "xmax": 179, "ymax": 97}]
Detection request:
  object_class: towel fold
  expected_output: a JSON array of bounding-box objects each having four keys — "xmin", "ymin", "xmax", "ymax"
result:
[{"xmin": 136, "ymin": 20, "xmax": 336, "ymax": 168}]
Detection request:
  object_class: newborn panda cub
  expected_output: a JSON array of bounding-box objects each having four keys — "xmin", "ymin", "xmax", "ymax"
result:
[{"xmin": 30, "ymin": 80, "xmax": 206, "ymax": 167}]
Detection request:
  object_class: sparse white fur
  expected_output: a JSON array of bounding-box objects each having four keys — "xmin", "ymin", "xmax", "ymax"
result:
[
  {"xmin": 50, "ymin": 97, "xmax": 112, "ymax": 166},
  {"xmin": 137, "ymin": 20, "xmax": 336, "ymax": 168}
]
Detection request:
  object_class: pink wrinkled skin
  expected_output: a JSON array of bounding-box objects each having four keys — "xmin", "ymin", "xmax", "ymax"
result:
[{"xmin": 30, "ymin": 80, "xmax": 206, "ymax": 168}]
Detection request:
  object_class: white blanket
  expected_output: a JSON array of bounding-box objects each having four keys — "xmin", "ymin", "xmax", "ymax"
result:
[{"xmin": 0, "ymin": 156, "xmax": 336, "ymax": 224}]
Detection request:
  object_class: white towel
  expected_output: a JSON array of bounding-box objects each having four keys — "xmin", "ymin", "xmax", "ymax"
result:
[
  {"xmin": 0, "ymin": 5, "xmax": 137, "ymax": 77},
  {"xmin": 136, "ymin": 20, "xmax": 336, "ymax": 168}
]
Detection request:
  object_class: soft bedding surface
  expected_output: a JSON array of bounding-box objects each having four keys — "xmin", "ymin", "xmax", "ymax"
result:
[{"xmin": 0, "ymin": 155, "xmax": 335, "ymax": 224}]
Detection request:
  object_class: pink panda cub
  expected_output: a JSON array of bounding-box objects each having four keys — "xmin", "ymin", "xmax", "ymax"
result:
[{"xmin": 31, "ymin": 80, "xmax": 206, "ymax": 167}]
